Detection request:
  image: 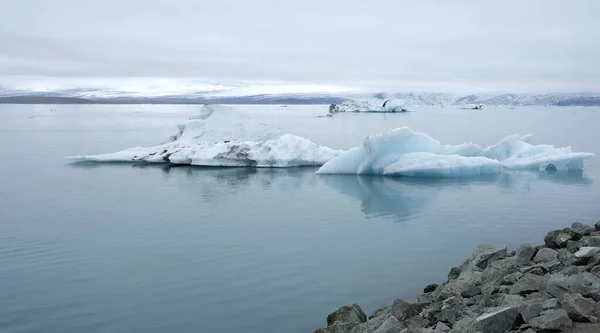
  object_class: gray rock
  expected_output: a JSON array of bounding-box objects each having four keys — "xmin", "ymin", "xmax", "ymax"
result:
[
  {"xmin": 545, "ymin": 229, "xmax": 564, "ymax": 249},
  {"xmin": 391, "ymin": 299, "xmax": 416, "ymax": 322},
  {"xmin": 529, "ymin": 309, "xmax": 573, "ymax": 330},
  {"xmin": 481, "ymin": 257, "xmax": 520, "ymax": 294},
  {"xmin": 502, "ymin": 272, "xmax": 524, "ymax": 285},
  {"xmin": 534, "ymin": 248, "xmax": 559, "ymax": 263},
  {"xmin": 572, "ymin": 222, "xmax": 595, "ymax": 235},
  {"xmin": 519, "ymin": 302, "xmax": 543, "ymax": 323},
  {"xmin": 374, "ymin": 316, "xmax": 407, "ymax": 333},
  {"xmin": 434, "ymin": 322, "xmax": 451, "ymax": 332},
  {"xmin": 472, "ymin": 306, "xmax": 520, "ymax": 333},
  {"xmin": 558, "ymin": 248, "xmax": 577, "ymax": 266},
  {"xmin": 432, "ymin": 280, "xmax": 468, "ymax": 302},
  {"xmin": 515, "ymin": 244, "xmax": 536, "ymax": 263},
  {"xmin": 568, "ymin": 272, "xmax": 600, "ymax": 301},
  {"xmin": 542, "ymin": 298, "xmax": 558, "ymax": 310},
  {"xmin": 560, "ymin": 266, "xmax": 581, "ymax": 276},
  {"xmin": 326, "ymin": 303, "xmax": 368, "ymax": 326},
  {"xmin": 521, "ymin": 265, "xmax": 546, "ymax": 276},
  {"xmin": 435, "ymin": 308, "xmax": 463, "ymax": 325},
  {"xmin": 596, "ymin": 221, "xmax": 600, "ymax": 231},
  {"xmin": 510, "ymin": 273, "xmax": 543, "ymax": 295},
  {"xmin": 540, "ymin": 273, "xmax": 570, "ymax": 298},
  {"xmin": 405, "ymin": 315, "xmax": 430, "ymax": 329},
  {"xmin": 556, "ymin": 232, "xmax": 575, "ymax": 248},
  {"xmin": 461, "ymin": 285, "xmax": 481, "ymax": 298},
  {"xmin": 582, "ymin": 236, "xmax": 600, "ymax": 247},
  {"xmin": 567, "ymin": 240, "xmax": 583, "ymax": 253},
  {"xmin": 575, "ymin": 247, "xmax": 600, "ymax": 259},
  {"xmin": 370, "ymin": 307, "xmax": 390, "ymax": 319},
  {"xmin": 499, "ymin": 294, "xmax": 525, "ymax": 307},
  {"xmin": 447, "ymin": 267, "xmax": 461, "ymax": 281},
  {"xmin": 468, "ymin": 244, "xmax": 508, "ymax": 269},
  {"xmin": 315, "ymin": 323, "xmax": 359, "ymax": 333},
  {"xmin": 400, "ymin": 329, "xmax": 433, "ymax": 333},
  {"xmin": 591, "ymin": 265, "xmax": 600, "ymax": 277},
  {"xmin": 560, "ymin": 294, "xmax": 598, "ymax": 322}
]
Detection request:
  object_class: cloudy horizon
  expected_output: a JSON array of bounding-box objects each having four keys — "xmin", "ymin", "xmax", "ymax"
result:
[{"xmin": 2, "ymin": 0, "xmax": 599, "ymax": 94}]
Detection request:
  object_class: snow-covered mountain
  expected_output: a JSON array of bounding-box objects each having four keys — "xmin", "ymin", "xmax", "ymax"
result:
[{"xmin": 1, "ymin": 83, "xmax": 600, "ymax": 106}]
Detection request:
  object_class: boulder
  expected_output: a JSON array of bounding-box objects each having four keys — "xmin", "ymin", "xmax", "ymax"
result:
[
  {"xmin": 502, "ymin": 272, "xmax": 524, "ymax": 285},
  {"xmin": 542, "ymin": 298, "xmax": 558, "ymax": 310},
  {"xmin": 568, "ymin": 272, "xmax": 600, "ymax": 301},
  {"xmin": 326, "ymin": 303, "xmax": 367, "ymax": 326},
  {"xmin": 560, "ymin": 266, "xmax": 581, "ymax": 276},
  {"xmin": 468, "ymin": 244, "xmax": 508, "ymax": 269},
  {"xmin": 572, "ymin": 222, "xmax": 595, "ymax": 236},
  {"xmin": 405, "ymin": 315, "xmax": 430, "ymax": 329},
  {"xmin": 461, "ymin": 285, "xmax": 481, "ymax": 298},
  {"xmin": 315, "ymin": 323, "xmax": 359, "ymax": 333},
  {"xmin": 534, "ymin": 248, "xmax": 559, "ymax": 263},
  {"xmin": 515, "ymin": 244, "xmax": 536, "ymax": 264},
  {"xmin": 560, "ymin": 294, "xmax": 598, "ymax": 322},
  {"xmin": 556, "ymin": 232, "xmax": 575, "ymax": 248},
  {"xmin": 529, "ymin": 309, "xmax": 573, "ymax": 330},
  {"xmin": 596, "ymin": 221, "xmax": 600, "ymax": 231},
  {"xmin": 370, "ymin": 307, "xmax": 390, "ymax": 319},
  {"xmin": 559, "ymin": 249, "xmax": 577, "ymax": 266},
  {"xmin": 434, "ymin": 322, "xmax": 451, "ymax": 332},
  {"xmin": 545, "ymin": 230, "xmax": 563, "ymax": 249},
  {"xmin": 472, "ymin": 306, "xmax": 521, "ymax": 333},
  {"xmin": 510, "ymin": 273, "xmax": 543, "ymax": 295},
  {"xmin": 434, "ymin": 308, "xmax": 463, "ymax": 325},
  {"xmin": 545, "ymin": 229, "xmax": 576, "ymax": 249},
  {"xmin": 540, "ymin": 273, "xmax": 570, "ymax": 298},
  {"xmin": 567, "ymin": 240, "xmax": 583, "ymax": 254},
  {"xmin": 447, "ymin": 267, "xmax": 461, "ymax": 281},
  {"xmin": 391, "ymin": 299, "xmax": 417, "ymax": 321},
  {"xmin": 374, "ymin": 316, "xmax": 407, "ymax": 333},
  {"xmin": 574, "ymin": 247, "xmax": 600, "ymax": 265},
  {"xmin": 581, "ymin": 236, "xmax": 600, "ymax": 247},
  {"xmin": 498, "ymin": 294, "xmax": 525, "ymax": 307},
  {"xmin": 481, "ymin": 257, "xmax": 520, "ymax": 294},
  {"xmin": 519, "ymin": 302, "xmax": 543, "ymax": 323},
  {"xmin": 432, "ymin": 280, "xmax": 468, "ymax": 302},
  {"xmin": 591, "ymin": 265, "xmax": 600, "ymax": 277},
  {"xmin": 424, "ymin": 284, "xmax": 438, "ymax": 294},
  {"xmin": 400, "ymin": 329, "xmax": 434, "ymax": 333}
]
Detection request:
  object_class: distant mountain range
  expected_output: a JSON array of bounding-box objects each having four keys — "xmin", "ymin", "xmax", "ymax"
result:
[{"xmin": 1, "ymin": 88, "xmax": 599, "ymax": 106}]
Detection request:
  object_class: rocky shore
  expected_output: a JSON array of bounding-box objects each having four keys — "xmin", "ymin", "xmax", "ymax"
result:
[{"xmin": 313, "ymin": 221, "xmax": 600, "ymax": 333}]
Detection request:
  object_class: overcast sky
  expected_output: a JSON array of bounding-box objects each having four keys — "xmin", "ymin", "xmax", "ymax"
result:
[{"xmin": 1, "ymin": 0, "xmax": 599, "ymax": 93}]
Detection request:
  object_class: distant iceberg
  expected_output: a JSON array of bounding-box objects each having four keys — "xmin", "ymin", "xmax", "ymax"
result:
[
  {"xmin": 329, "ymin": 98, "xmax": 411, "ymax": 113},
  {"xmin": 316, "ymin": 127, "xmax": 594, "ymax": 177},
  {"xmin": 65, "ymin": 105, "xmax": 342, "ymax": 167}
]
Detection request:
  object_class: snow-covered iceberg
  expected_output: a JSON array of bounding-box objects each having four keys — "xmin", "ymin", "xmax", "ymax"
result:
[
  {"xmin": 316, "ymin": 127, "xmax": 594, "ymax": 177},
  {"xmin": 65, "ymin": 105, "xmax": 342, "ymax": 167},
  {"xmin": 329, "ymin": 98, "xmax": 411, "ymax": 113}
]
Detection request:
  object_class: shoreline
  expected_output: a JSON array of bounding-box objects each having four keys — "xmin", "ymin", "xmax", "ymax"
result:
[{"xmin": 313, "ymin": 221, "xmax": 600, "ymax": 333}]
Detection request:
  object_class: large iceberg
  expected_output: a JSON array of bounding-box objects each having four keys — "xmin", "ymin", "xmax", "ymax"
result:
[
  {"xmin": 316, "ymin": 127, "xmax": 594, "ymax": 177},
  {"xmin": 329, "ymin": 98, "xmax": 411, "ymax": 113},
  {"xmin": 65, "ymin": 105, "xmax": 342, "ymax": 167}
]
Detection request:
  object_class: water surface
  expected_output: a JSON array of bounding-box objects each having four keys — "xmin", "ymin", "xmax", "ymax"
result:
[{"xmin": 1, "ymin": 104, "xmax": 599, "ymax": 333}]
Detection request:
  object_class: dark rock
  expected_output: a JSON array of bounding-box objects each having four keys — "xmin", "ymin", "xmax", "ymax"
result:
[
  {"xmin": 510, "ymin": 274, "xmax": 543, "ymax": 295},
  {"xmin": 560, "ymin": 266, "xmax": 582, "ymax": 276},
  {"xmin": 515, "ymin": 244, "xmax": 536, "ymax": 263},
  {"xmin": 534, "ymin": 248, "xmax": 559, "ymax": 263},
  {"xmin": 400, "ymin": 329, "xmax": 433, "ymax": 333},
  {"xmin": 595, "ymin": 221, "xmax": 600, "ymax": 231},
  {"xmin": 591, "ymin": 265, "xmax": 600, "ymax": 277},
  {"xmin": 521, "ymin": 265, "xmax": 546, "ymax": 276},
  {"xmin": 519, "ymin": 302, "xmax": 543, "ymax": 323},
  {"xmin": 567, "ymin": 240, "xmax": 583, "ymax": 254},
  {"xmin": 574, "ymin": 247, "xmax": 600, "ymax": 266},
  {"xmin": 447, "ymin": 267, "xmax": 461, "ymax": 281},
  {"xmin": 529, "ymin": 309, "xmax": 573, "ymax": 330},
  {"xmin": 314, "ymin": 323, "xmax": 358, "ymax": 333},
  {"xmin": 556, "ymin": 232, "xmax": 575, "ymax": 248},
  {"xmin": 424, "ymin": 284, "xmax": 439, "ymax": 294},
  {"xmin": 472, "ymin": 306, "xmax": 521, "ymax": 333},
  {"xmin": 481, "ymin": 257, "xmax": 520, "ymax": 294},
  {"xmin": 545, "ymin": 229, "xmax": 563, "ymax": 249},
  {"xmin": 326, "ymin": 303, "xmax": 367, "ymax": 326},
  {"xmin": 468, "ymin": 244, "xmax": 508, "ymax": 269},
  {"xmin": 391, "ymin": 299, "xmax": 417, "ymax": 321},
  {"xmin": 560, "ymin": 294, "xmax": 598, "ymax": 322},
  {"xmin": 405, "ymin": 315, "xmax": 430, "ymax": 329}
]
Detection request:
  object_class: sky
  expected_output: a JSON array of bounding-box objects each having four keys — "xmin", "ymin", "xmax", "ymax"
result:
[{"xmin": 1, "ymin": 0, "xmax": 599, "ymax": 94}]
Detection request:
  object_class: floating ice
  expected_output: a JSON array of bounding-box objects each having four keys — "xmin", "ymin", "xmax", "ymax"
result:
[
  {"xmin": 65, "ymin": 105, "xmax": 342, "ymax": 167},
  {"xmin": 329, "ymin": 98, "xmax": 411, "ymax": 113},
  {"xmin": 316, "ymin": 127, "xmax": 594, "ymax": 177}
]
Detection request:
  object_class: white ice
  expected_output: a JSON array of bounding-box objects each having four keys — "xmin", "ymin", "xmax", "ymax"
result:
[
  {"xmin": 65, "ymin": 105, "xmax": 342, "ymax": 167},
  {"xmin": 316, "ymin": 127, "xmax": 594, "ymax": 177},
  {"xmin": 329, "ymin": 98, "xmax": 411, "ymax": 113}
]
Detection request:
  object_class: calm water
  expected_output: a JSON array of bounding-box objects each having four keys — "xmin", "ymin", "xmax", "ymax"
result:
[{"xmin": 1, "ymin": 104, "xmax": 599, "ymax": 333}]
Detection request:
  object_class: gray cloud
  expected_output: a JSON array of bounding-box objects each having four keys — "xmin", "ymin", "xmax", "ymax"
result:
[{"xmin": 1, "ymin": 0, "xmax": 599, "ymax": 93}]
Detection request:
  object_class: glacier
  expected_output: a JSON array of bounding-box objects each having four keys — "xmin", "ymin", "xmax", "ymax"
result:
[
  {"xmin": 65, "ymin": 105, "xmax": 342, "ymax": 167},
  {"xmin": 328, "ymin": 98, "xmax": 411, "ymax": 113},
  {"xmin": 316, "ymin": 127, "xmax": 594, "ymax": 177}
]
